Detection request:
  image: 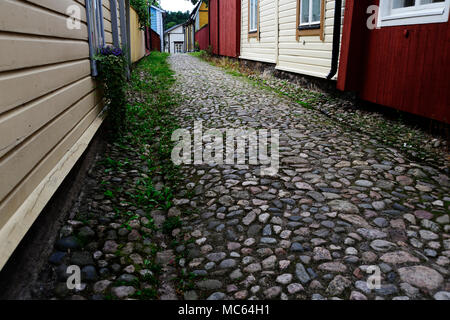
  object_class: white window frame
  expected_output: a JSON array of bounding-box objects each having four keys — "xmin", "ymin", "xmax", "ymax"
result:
[
  {"xmin": 249, "ymin": 0, "xmax": 258, "ymax": 33},
  {"xmin": 299, "ymin": 0, "xmax": 322, "ymax": 28},
  {"xmin": 378, "ymin": 0, "xmax": 450, "ymax": 27}
]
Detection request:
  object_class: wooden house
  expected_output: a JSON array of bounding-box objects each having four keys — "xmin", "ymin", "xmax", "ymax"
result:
[
  {"xmin": 0, "ymin": 0, "xmax": 147, "ymax": 270},
  {"xmin": 165, "ymin": 24, "xmax": 185, "ymax": 53},
  {"xmin": 184, "ymin": 6, "xmax": 197, "ymax": 52},
  {"xmin": 195, "ymin": 1, "xmax": 210, "ymax": 51},
  {"xmin": 150, "ymin": 5, "xmax": 165, "ymax": 52},
  {"xmin": 337, "ymin": 0, "xmax": 450, "ymax": 123}
]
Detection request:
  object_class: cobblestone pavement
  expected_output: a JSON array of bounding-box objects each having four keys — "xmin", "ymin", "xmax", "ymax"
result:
[{"xmin": 167, "ymin": 54, "xmax": 450, "ymax": 300}]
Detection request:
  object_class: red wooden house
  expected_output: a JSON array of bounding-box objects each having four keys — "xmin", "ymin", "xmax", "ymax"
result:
[
  {"xmin": 209, "ymin": 0, "xmax": 241, "ymax": 58},
  {"xmin": 337, "ymin": 0, "xmax": 450, "ymax": 124}
]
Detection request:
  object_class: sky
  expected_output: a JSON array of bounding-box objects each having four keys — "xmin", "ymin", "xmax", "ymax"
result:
[{"xmin": 160, "ymin": 0, "xmax": 195, "ymax": 13}]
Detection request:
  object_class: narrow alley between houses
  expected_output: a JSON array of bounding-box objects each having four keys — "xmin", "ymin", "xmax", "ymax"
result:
[{"xmin": 25, "ymin": 54, "xmax": 449, "ymax": 301}]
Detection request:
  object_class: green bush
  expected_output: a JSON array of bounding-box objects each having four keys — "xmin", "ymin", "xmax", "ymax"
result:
[
  {"xmin": 94, "ymin": 46, "xmax": 127, "ymax": 136},
  {"xmin": 131, "ymin": 0, "xmax": 150, "ymax": 30}
]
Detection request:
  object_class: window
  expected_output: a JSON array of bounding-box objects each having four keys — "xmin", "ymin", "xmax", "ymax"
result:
[
  {"xmin": 297, "ymin": 0, "xmax": 325, "ymax": 40},
  {"xmin": 249, "ymin": 0, "xmax": 258, "ymax": 38},
  {"xmin": 174, "ymin": 42, "xmax": 184, "ymax": 54},
  {"xmin": 300, "ymin": 0, "xmax": 321, "ymax": 27},
  {"xmin": 379, "ymin": 0, "xmax": 449, "ymax": 27}
]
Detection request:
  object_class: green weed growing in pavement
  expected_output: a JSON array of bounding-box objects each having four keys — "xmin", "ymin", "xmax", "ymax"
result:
[
  {"xmin": 132, "ymin": 288, "xmax": 158, "ymax": 300},
  {"xmin": 98, "ymin": 52, "xmax": 181, "ymax": 298},
  {"xmin": 162, "ymin": 216, "xmax": 182, "ymax": 234}
]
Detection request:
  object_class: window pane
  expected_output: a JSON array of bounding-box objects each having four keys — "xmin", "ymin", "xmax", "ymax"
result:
[
  {"xmin": 393, "ymin": 0, "xmax": 415, "ymax": 9},
  {"xmin": 312, "ymin": 0, "xmax": 321, "ymax": 23},
  {"xmin": 254, "ymin": 0, "xmax": 258, "ymax": 29},
  {"xmin": 250, "ymin": 0, "xmax": 253, "ymax": 30},
  {"xmin": 250, "ymin": 0, "xmax": 257, "ymax": 30},
  {"xmin": 301, "ymin": 0, "xmax": 310, "ymax": 24}
]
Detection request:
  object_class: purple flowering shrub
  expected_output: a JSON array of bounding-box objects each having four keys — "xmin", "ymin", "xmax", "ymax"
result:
[
  {"xmin": 94, "ymin": 46, "xmax": 127, "ymax": 136},
  {"xmin": 100, "ymin": 45, "xmax": 124, "ymax": 57}
]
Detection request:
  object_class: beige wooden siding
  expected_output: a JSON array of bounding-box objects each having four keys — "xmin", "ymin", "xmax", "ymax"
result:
[
  {"xmin": 0, "ymin": 0, "xmax": 106, "ymax": 270},
  {"xmin": 103, "ymin": 0, "xmax": 114, "ymax": 45},
  {"xmin": 240, "ymin": 0, "xmax": 278, "ymax": 64},
  {"xmin": 277, "ymin": 0, "xmax": 345, "ymax": 79}
]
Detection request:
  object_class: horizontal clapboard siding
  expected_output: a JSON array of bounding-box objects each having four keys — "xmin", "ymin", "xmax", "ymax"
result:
[
  {"xmin": 0, "ymin": 0, "xmax": 109, "ymax": 270},
  {"xmin": 103, "ymin": 0, "xmax": 114, "ymax": 45},
  {"xmin": 0, "ymin": 33, "xmax": 90, "ymax": 72},
  {"xmin": 0, "ymin": 59, "xmax": 91, "ymax": 114},
  {"xmin": 240, "ymin": 0, "xmax": 278, "ymax": 64},
  {"xmin": 277, "ymin": 0, "xmax": 346, "ymax": 79},
  {"xmin": 0, "ymin": 76, "xmax": 97, "ymax": 158},
  {"xmin": 0, "ymin": 0, "xmax": 88, "ymax": 40},
  {"xmin": 26, "ymin": 0, "xmax": 88, "ymax": 22}
]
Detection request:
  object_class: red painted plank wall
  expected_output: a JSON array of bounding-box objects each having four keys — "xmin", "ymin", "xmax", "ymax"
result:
[
  {"xmin": 209, "ymin": 0, "xmax": 219, "ymax": 55},
  {"xmin": 209, "ymin": 0, "xmax": 241, "ymax": 58},
  {"xmin": 338, "ymin": 0, "xmax": 450, "ymax": 123},
  {"xmin": 150, "ymin": 29, "xmax": 161, "ymax": 52},
  {"xmin": 195, "ymin": 25, "xmax": 210, "ymax": 51},
  {"xmin": 145, "ymin": 27, "xmax": 151, "ymax": 53}
]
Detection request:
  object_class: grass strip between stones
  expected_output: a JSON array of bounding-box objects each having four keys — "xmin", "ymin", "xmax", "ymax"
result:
[{"xmin": 76, "ymin": 52, "xmax": 183, "ymax": 300}]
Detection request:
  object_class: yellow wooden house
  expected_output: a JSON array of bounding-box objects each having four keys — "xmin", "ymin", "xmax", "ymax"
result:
[{"xmin": 184, "ymin": 0, "xmax": 209, "ymax": 52}]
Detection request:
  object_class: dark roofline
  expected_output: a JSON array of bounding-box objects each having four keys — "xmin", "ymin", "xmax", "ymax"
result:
[{"xmin": 164, "ymin": 23, "xmax": 184, "ymax": 34}]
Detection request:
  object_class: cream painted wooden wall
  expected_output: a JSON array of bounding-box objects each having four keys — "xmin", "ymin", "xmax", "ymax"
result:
[
  {"xmin": 240, "ymin": 0, "xmax": 278, "ymax": 64},
  {"xmin": 0, "ymin": 0, "xmax": 118, "ymax": 270},
  {"xmin": 240, "ymin": 0, "xmax": 346, "ymax": 79}
]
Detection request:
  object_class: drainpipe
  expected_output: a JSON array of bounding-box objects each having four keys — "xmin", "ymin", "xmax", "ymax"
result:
[
  {"xmin": 85, "ymin": 0, "xmax": 98, "ymax": 76},
  {"xmin": 326, "ymin": 0, "xmax": 343, "ymax": 80}
]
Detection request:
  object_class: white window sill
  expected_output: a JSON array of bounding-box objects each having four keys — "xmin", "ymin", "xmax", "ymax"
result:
[
  {"xmin": 378, "ymin": 3, "xmax": 449, "ymax": 27},
  {"xmin": 299, "ymin": 23, "xmax": 321, "ymax": 30},
  {"xmin": 383, "ymin": 7, "xmax": 444, "ymax": 21}
]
